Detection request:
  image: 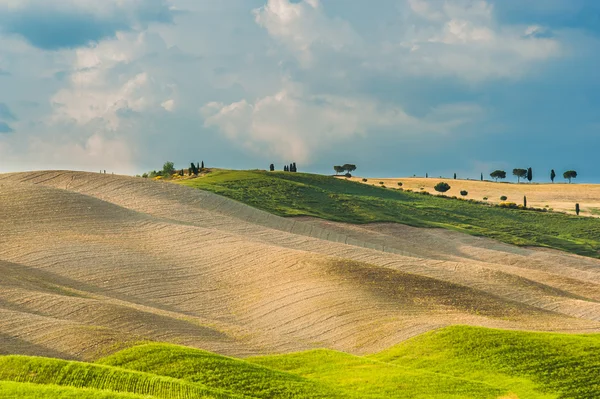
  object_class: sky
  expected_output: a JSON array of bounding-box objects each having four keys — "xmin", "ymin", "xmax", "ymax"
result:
[{"xmin": 0, "ymin": 0, "xmax": 599, "ymax": 181}]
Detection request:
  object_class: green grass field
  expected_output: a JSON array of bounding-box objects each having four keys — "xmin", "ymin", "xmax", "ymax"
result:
[
  {"xmin": 176, "ymin": 170, "xmax": 600, "ymax": 258},
  {"xmin": 1, "ymin": 326, "xmax": 598, "ymax": 398}
]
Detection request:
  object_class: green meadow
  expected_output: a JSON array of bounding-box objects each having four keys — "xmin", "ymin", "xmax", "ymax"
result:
[
  {"xmin": 0, "ymin": 326, "xmax": 598, "ymax": 398},
  {"xmin": 177, "ymin": 170, "xmax": 600, "ymax": 258}
]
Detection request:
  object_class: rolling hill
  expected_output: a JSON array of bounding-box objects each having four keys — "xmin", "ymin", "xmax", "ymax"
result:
[{"xmin": 0, "ymin": 170, "xmax": 599, "ymax": 362}]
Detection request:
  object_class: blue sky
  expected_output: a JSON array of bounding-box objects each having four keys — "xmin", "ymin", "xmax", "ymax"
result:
[{"xmin": 0, "ymin": 0, "xmax": 598, "ymax": 181}]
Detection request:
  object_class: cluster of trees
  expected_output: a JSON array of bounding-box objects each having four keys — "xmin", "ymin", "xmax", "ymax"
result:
[
  {"xmin": 283, "ymin": 163, "xmax": 298, "ymax": 172},
  {"xmin": 143, "ymin": 161, "xmax": 205, "ymax": 179},
  {"xmin": 488, "ymin": 168, "xmax": 578, "ymax": 183},
  {"xmin": 333, "ymin": 164, "xmax": 357, "ymax": 177}
]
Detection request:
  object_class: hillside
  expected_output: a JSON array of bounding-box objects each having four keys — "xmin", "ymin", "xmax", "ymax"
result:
[
  {"xmin": 0, "ymin": 170, "xmax": 599, "ymax": 362},
  {"xmin": 177, "ymin": 170, "xmax": 600, "ymax": 257},
  {"xmin": 349, "ymin": 176, "xmax": 600, "ymax": 216},
  {"xmin": 1, "ymin": 326, "xmax": 598, "ymax": 398}
]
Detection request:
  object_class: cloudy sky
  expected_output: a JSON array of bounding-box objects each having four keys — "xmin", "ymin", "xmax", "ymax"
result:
[{"xmin": 0, "ymin": 0, "xmax": 599, "ymax": 180}]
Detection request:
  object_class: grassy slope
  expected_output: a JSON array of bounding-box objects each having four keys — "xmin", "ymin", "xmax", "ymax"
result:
[
  {"xmin": 0, "ymin": 381, "xmax": 154, "ymax": 399},
  {"xmin": 371, "ymin": 325, "xmax": 600, "ymax": 399},
  {"xmin": 0, "ymin": 356, "xmax": 240, "ymax": 399},
  {"xmin": 98, "ymin": 343, "xmax": 502, "ymax": 399},
  {"xmin": 97, "ymin": 343, "xmax": 348, "ymax": 399},
  {"xmin": 249, "ymin": 349, "xmax": 505, "ymax": 399},
  {"xmin": 177, "ymin": 170, "xmax": 600, "ymax": 257},
  {"xmin": 3, "ymin": 327, "xmax": 599, "ymax": 398}
]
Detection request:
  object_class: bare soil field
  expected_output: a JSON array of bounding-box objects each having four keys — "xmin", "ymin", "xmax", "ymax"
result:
[
  {"xmin": 1, "ymin": 171, "xmax": 599, "ymax": 361},
  {"xmin": 348, "ymin": 176, "xmax": 600, "ymax": 216}
]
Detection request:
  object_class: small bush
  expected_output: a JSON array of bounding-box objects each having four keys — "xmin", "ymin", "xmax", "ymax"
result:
[
  {"xmin": 483, "ymin": 197, "xmax": 488, "ymax": 200},
  {"xmin": 397, "ymin": 182, "xmax": 403, "ymax": 186},
  {"xmin": 498, "ymin": 202, "xmax": 518, "ymax": 209},
  {"xmin": 500, "ymin": 196, "xmax": 508, "ymax": 201},
  {"xmin": 362, "ymin": 178, "xmax": 367, "ymax": 182},
  {"xmin": 434, "ymin": 182, "xmax": 451, "ymax": 193},
  {"xmin": 460, "ymin": 190, "xmax": 468, "ymax": 196},
  {"xmin": 379, "ymin": 182, "xmax": 384, "ymax": 185},
  {"xmin": 345, "ymin": 173, "xmax": 352, "ymax": 178}
]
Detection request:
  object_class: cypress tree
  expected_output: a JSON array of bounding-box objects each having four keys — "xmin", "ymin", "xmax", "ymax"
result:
[
  {"xmin": 527, "ymin": 167, "xmax": 532, "ymax": 182},
  {"xmin": 481, "ymin": 173, "xmax": 483, "ymax": 181},
  {"xmin": 426, "ymin": 173, "xmax": 428, "ymax": 178},
  {"xmin": 284, "ymin": 165, "xmax": 288, "ymax": 172},
  {"xmin": 551, "ymin": 169, "xmax": 556, "ymax": 183},
  {"xmin": 576, "ymin": 203, "xmax": 580, "ymax": 215},
  {"xmin": 269, "ymin": 164, "xmax": 274, "ymax": 171},
  {"xmin": 292, "ymin": 162, "xmax": 297, "ymax": 172},
  {"xmin": 201, "ymin": 161, "xmax": 204, "ymax": 169},
  {"xmin": 190, "ymin": 163, "xmax": 198, "ymax": 175},
  {"xmin": 524, "ymin": 195, "xmax": 527, "ymax": 208},
  {"xmin": 454, "ymin": 173, "xmax": 457, "ymax": 180}
]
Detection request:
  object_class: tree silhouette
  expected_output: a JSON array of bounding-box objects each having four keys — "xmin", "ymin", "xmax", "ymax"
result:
[
  {"xmin": 490, "ymin": 170, "xmax": 506, "ymax": 182},
  {"xmin": 201, "ymin": 161, "xmax": 204, "ymax": 169},
  {"xmin": 563, "ymin": 170, "xmax": 577, "ymax": 183},
  {"xmin": 527, "ymin": 167, "xmax": 532, "ymax": 183},
  {"xmin": 454, "ymin": 173, "xmax": 457, "ymax": 179},
  {"xmin": 334, "ymin": 165, "xmax": 345, "ymax": 175},
  {"xmin": 512, "ymin": 168, "xmax": 527, "ymax": 183},
  {"xmin": 481, "ymin": 173, "xmax": 483, "ymax": 181},
  {"xmin": 576, "ymin": 203, "xmax": 580, "ymax": 215},
  {"xmin": 551, "ymin": 169, "xmax": 556, "ymax": 183},
  {"xmin": 342, "ymin": 164, "xmax": 356, "ymax": 174},
  {"xmin": 269, "ymin": 164, "xmax": 275, "ymax": 172},
  {"xmin": 524, "ymin": 195, "xmax": 527, "ymax": 208}
]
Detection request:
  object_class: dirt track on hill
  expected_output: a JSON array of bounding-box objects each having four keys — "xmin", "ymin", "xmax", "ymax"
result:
[{"xmin": 1, "ymin": 171, "xmax": 599, "ymax": 360}]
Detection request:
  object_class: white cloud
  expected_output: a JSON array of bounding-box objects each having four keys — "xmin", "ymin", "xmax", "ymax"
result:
[
  {"xmin": 202, "ymin": 82, "xmax": 481, "ymax": 163},
  {"xmin": 253, "ymin": 0, "xmax": 362, "ymax": 66},
  {"xmin": 255, "ymin": 0, "xmax": 562, "ymax": 82},
  {"xmin": 50, "ymin": 32, "xmax": 175, "ymax": 129}
]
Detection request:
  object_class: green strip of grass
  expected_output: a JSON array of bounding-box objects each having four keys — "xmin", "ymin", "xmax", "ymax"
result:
[
  {"xmin": 249, "ymin": 349, "xmax": 506, "ymax": 399},
  {"xmin": 0, "ymin": 381, "xmax": 154, "ymax": 398},
  {"xmin": 0, "ymin": 356, "xmax": 241, "ymax": 399},
  {"xmin": 176, "ymin": 170, "xmax": 600, "ymax": 258},
  {"xmin": 97, "ymin": 343, "xmax": 347, "ymax": 399},
  {"xmin": 371, "ymin": 325, "xmax": 600, "ymax": 399}
]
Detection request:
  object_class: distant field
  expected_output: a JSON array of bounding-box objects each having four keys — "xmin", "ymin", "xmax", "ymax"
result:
[
  {"xmin": 0, "ymin": 326, "xmax": 598, "ymax": 398},
  {"xmin": 351, "ymin": 176, "xmax": 600, "ymax": 216},
  {"xmin": 178, "ymin": 170, "xmax": 600, "ymax": 258}
]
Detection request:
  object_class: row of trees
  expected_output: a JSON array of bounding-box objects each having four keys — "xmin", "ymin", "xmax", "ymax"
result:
[{"xmin": 489, "ymin": 169, "xmax": 577, "ymax": 183}]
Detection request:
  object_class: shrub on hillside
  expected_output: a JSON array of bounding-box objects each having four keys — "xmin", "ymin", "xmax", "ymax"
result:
[
  {"xmin": 345, "ymin": 173, "xmax": 352, "ymax": 178},
  {"xmin": 460, "ymin": 190, "xmax": 468, "ymax": 196},
  {"xmin": 500, "ymin": 196, "xmax": 508, "ymax": 201},
  {"xmin": 498, "ymin": 202, "xmax": 518, "ymax": 209},
  {"xmin": 362, "ymin": 178, "xmax": 367, "ymax": 182},
  {"xmin": 483, "ymin": 197, "xmax": 488, "ymax": 200},
  {"xmin": 434, "ymin": 182, "xmax": 451, "ymax": 193},
  {"xmin": 379, "ymin": 182, "xmax": 384, "ymax": 185},
  {"xmin": 397, "ymin": 182, "xmax": 403, "ymax": 186}
]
